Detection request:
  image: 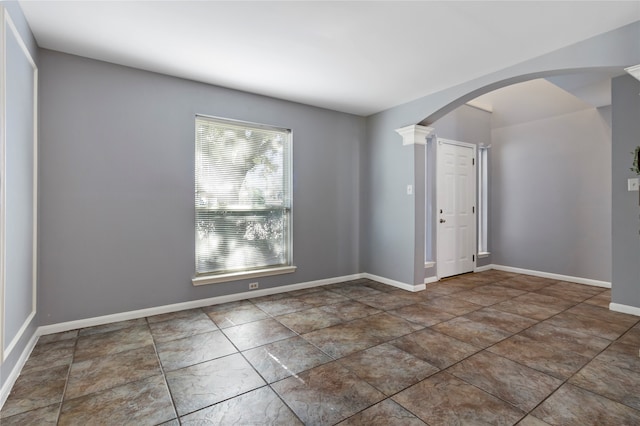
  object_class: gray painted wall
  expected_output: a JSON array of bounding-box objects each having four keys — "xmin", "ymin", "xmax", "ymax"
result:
[
  {"xmin": 491, "ymin": 108, "xmax": 612, "ymax": 282},
  {"xmin": 428, "ymin": 105, "xmax": 493, "ymax": 277},
  {"xmin": 611, "ymin": 75, "xmax": 640, "ymax": 308},
  {"xmin": 38, "ymin": 50, "xmax": 365, "ymax": 324},
  {"xmin": 362, "ymin": 21, "xmax": 640, "ymax": 287},
  {"xmin": 0, "ymin": 0, "xmax": 39, "ymax": 397},
  {"xmin": 598, "ymin": 105, "xmax": 612, "ymax": 129}
]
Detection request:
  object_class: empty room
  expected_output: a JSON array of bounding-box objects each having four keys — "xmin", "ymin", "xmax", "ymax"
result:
[{"xmin": 1, "ymin": 1, "xmax": 640, "ymax": 424}]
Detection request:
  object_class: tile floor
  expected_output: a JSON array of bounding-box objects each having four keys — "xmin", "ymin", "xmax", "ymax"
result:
[{"xmin": 1, "ymin": 270, "xmax": 640, "ymax": 425}]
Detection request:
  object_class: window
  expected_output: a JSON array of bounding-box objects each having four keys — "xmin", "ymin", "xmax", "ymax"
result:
[
  {"xmin": 477, "ymin": 146, "xmax": 489, "ymax": 255},
  {"xmin": 194, "ymin": 115, "xmax": 293, "ymax": 284}
]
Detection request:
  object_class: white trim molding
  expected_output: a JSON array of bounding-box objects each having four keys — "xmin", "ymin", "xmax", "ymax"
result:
[
  {"xmin": 625, "ymin": 64, "xmax": 640, "ymax": 81},
  {"xmin": 362, "ymin": 273, "xmax": 425, "ymax": 292},
  {"xmin": 395, "ymin": 124, "xmax": 434, "ymax": 146},
  {"xmin": 1, "ymin": 8, "xmax": 38, "ymax": 362},
  {"xmin": 39, "ymin": 272, "xmax": 424, "ymax": 336},
  {"xmin": 39, "ymin": 273, "xmax": 362, "ymax": 335},
  {"xmin": 609, "ymin": 302, "xmax": 640, "ymax": 317},
  {"xmin": 0, "ymin": 2, "xmax": 5, "ymax": 367},
  {"xmin": 474, "ymin": 264, "xmax": 493, "ymax": 273},
  {"xmin": 192, "ymin": 266, "xmax": 297, "ymax": 286},
  {"xmin": 489, "ymin": 264, "xmax": 611, "ymax": 288},
  {"xmin": 424, "ymin": 275, "xmax": 438, "ymax": 285}
]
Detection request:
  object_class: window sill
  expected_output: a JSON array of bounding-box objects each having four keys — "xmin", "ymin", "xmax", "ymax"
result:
[
  {"xmin": 477, "ymin": 252, "xmax": 491, "ymax": 259},
  {"xmin": 192, "ymin": 266, "xmax": 297, "ymax": 286}
]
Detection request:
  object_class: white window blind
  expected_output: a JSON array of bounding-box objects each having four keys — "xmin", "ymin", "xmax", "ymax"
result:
[{"xmin": 195, "ymin": 115, "xmax": 292, "ymax": 276}]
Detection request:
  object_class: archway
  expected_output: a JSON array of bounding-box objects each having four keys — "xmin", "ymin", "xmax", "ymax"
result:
[{"xmin": 423, "ymin": 73, "xmax": 615, "ymax": 287}]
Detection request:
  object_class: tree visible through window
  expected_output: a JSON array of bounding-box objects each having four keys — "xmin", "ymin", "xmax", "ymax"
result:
[{"xmin": 195, "ymin": 115, "xmax": 292, "ymax": 275}]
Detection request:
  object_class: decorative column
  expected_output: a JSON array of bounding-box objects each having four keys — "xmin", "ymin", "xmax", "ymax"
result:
[{"xmin": 394, "ymin": 124, "xmax": 437, "ymax": 289}]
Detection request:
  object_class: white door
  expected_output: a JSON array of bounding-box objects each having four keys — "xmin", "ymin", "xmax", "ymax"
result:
[{"xmin": 436, "ymin": 139, "xmax": 476, "ymax": 279}]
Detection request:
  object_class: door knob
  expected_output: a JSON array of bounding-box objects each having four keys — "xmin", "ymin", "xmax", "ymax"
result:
[{"xmin": 439, "ymin": 218, "xmax": 446, "ymax": 223}]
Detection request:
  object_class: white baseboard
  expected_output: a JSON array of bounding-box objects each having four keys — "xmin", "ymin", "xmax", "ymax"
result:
[
  {"xmin": 424, "ymin": 275, "xmax": 438, "ymax": 284},
  {"xmin": 0, "ymin": 332, "xmax": 38, "ymax": 410},
  {"xmin": 39, "ymin": 272, "xmax": 428, "ymax": 338},
  {"xmin": 474, "ymin": 264, "xmax": 493, "ymax": 273},
  {"xmin": 38, "ymin": 273, "xmax": 365, "ymax": 336},
  {"xmin": 609, "ymin": 302, "xmax": 640, "ymax": 317},
  {"xmin": 362, "ymin": 273, "xmax": 425, "ymax": 292},
  {"xmin": 33, "ymin": 265, "xmax": 614, "ymax": 338},
  {"xmin": 488, "ymin": 264, "xmax": 611, "ymax": 289}
]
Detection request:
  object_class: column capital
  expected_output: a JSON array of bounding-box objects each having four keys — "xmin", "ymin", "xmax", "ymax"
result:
[{"xmin": 395, "ymin": 124, "xmax": 435, "ymax": 146}]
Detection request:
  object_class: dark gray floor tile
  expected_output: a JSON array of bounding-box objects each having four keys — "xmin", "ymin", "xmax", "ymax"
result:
[
  {"xmin": 65, "ymin": 345, "xmax": 161, "ymax": 400},
  {"xmin": 148, "ymin": 313, "xmax": 218, "ymax": 343},
  {"xmin": 532, "ymin": 383, "xmax": 640, "ymax": 425},
  {"xmin": 59, "ymin": 375, "xmax": 175, "ymax": 425},
  {"xmin": 392, "ymin": 372, "xmax": 524, "ymax": 425},
  {"xmin": 166, "ymin": 353, "xmax": 265, "ymax": 417},
  {"xmin": 569, "ymin": 358, "xmax": 640, "ymax": 410},
  {"xmin": 489, "ymin": 334, "xmax": 590, "ymax": 380},
  {"xmin": 0, "ymin": 403, "xmax": 60, "ymax": 426},
  {"xmin": 155, "ymin": 330, "xmax": 237, "ymax": 371},
  {"xmin": 448, "ymin": 351, "xmax": 562, "ymax": 411},
  {"xmin": 206, "ymin": 304, "xmax": 268, "ymax": 328},
  {"xmin": 337, "ymin": 399, "xmax": 426, "ymax": 425},
  {"xmin": 222, "ymin": 318, "xmax": 296, "ymax": 351},
  {"xmin": 180, "ymin": 386, "xmax": 302, "ymax": 425},
  {"xmin": 74, "ymin": 324, "xmax": 154, "ymax": 361},
  {"xmin": 243, "ymin": 336, "xmax": 331, "ymax": 383},
  {"xmin": 272, "ymin": 362, "xmax": 385, "ymax": 426},
  {"xmin": 390, "ymin": 328, "xmax": 480, "ymax": 369},
  {"xmin": 339, "ymin": 343, "xmax": 438, "ymax": 395},
  {"xmin": 431, "ymin": 316, "xmax": 512, "ymax": 348},
  {"xmin": 276, "ymin": 306, "xmax": 344, "ymax": 334},
  {"xmin": 0, "ymin": 365, "xmax": 68, "ymax": 419}
]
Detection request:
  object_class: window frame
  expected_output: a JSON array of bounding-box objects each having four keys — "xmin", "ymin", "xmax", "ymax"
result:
[
  {"xmin": 477, "ymin": 146, "xmax": 489, "ymax": 256},
  {"xmin": 192, "ymin": 114, "xmax": 295, "ymax": 286}
]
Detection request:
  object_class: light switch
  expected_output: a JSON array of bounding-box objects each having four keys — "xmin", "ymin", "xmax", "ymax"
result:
[
  {"xmin": 407, "ymin": 185, "xmax": 413, "ymax": 195},
  {"xmin": 628, "ymin": 178, "xmax": 639, "ymax": 192}
]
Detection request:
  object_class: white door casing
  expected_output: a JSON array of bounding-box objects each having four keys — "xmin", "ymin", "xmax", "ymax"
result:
[{"xmin": 436, "ymin": 138, "xmax": 476, "ymax": 279}]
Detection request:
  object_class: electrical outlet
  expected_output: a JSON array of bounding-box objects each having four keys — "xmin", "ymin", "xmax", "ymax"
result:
[
  {"xmin": 249, "ymin": 282, "xmax": 259, "ymax": 290},
  {"xmin": 407, "ymin": 185, "xmax": 413, "ymax": 195}
]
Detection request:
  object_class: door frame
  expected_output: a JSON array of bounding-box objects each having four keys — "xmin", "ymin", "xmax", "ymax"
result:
[{"xmin": 435, "ymin": 137, "xmax": 477, "ymax": 280}]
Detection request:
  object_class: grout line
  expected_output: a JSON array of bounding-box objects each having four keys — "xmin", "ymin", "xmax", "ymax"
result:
[
  {"xmin": 146, "ymin": 316, "xmax": 181, "ymax": 424},
  {"xmin": 56, "ymin": 334, "xmax": 79, "ymax": 424}
]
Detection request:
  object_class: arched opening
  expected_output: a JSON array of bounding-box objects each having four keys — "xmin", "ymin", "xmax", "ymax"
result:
[{"xmin": 422, "ymin": 68, "xmax": 620, "ymax": 286}]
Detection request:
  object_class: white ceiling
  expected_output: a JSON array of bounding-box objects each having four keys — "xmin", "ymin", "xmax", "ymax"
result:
[{"xmin": 18, "ymin": 1, "xmax": 640, "ymax": 116}]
